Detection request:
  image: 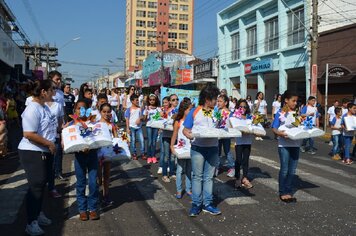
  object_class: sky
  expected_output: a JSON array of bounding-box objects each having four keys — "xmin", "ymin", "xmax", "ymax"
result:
[{"xmin": 7, "ymin": 0, "xmax": 236, "ymax": 88}]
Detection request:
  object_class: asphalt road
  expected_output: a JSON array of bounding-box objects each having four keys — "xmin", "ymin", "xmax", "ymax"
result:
[{"xmin": 0, "ymin": 129, "xmax": 355, "ymax": 236}]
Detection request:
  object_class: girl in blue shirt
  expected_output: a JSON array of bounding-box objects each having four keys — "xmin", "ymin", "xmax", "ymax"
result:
[{"xmin": 272, "ymin": 90, "xmax": 300, "ymax": 203}]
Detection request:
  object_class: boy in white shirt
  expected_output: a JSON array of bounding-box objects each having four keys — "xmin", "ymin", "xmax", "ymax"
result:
[
  {"xmin": 300, "ymin": 96, "xmax": 320, "ymax": 154},
  {"xmin": 330, "ymin": 107, "xmax": 343, "ymax": 160}
]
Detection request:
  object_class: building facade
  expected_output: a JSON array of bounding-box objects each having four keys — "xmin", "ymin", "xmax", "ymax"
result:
[
  {"xmin": 125, "ymin": 0, "xmax": 194, "ymax": 72},
  {"xmin": 217, "ymin": 0, "xmax": 311, "ymax": 109}
]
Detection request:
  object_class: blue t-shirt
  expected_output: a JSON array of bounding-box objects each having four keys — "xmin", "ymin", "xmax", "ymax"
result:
[{"xmin": 272, "ymin": 110, "xmax": 302, "ymax": 147}]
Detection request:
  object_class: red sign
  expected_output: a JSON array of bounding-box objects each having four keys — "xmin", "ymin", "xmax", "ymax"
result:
[
  {"xmin": 148, "ymin": 68, "xmax": 171, "ymax": 86},
  {"xmin": 311, "ymin": 64, "xmax": 318, "ymax": 96},
  {"xmin": 245, "ymin": 64, "xmax": 252, "ymax": 74}
]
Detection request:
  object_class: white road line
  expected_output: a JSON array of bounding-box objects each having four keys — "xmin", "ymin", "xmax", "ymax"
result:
[
  {"xmin": 0, "ymin": 168, "xmax": 28, "ymax": 224},
  {"xmin": 250, "ymin": 155, "xmax": 356, "ymax": 198},
  {"xmin": 250, "ymin": 173, "xmax": 320, "ymax": 202},
  {"xmin": 298, "ymin": 159, "xmax": 356, "ymax": 179},
  {"xmin": 214, "ymin": 178, "xmax": 259, "ymax": 205},
  {"xmin": 120, "ymin": 160, "xmax": 184, "ymax": 212}
]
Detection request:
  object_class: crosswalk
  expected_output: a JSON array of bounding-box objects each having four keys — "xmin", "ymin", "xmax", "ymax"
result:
[{"xmin": 0, "ymin": 152, "xmax": 355, "ymax": 225}]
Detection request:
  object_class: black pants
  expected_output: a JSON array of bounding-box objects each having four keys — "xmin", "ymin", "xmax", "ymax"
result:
[
  {"xmin": 19, "ymin": 150, "xmax": 51, "ymax": 223},
  {"xmin": 234, "ymin": 145, "xmax": 251, "ymax": 180}
]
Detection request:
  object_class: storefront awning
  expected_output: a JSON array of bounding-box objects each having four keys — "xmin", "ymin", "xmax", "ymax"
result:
[{"xmin": 183, "ymin": 78, "xmax": 216, "ymax": 85}]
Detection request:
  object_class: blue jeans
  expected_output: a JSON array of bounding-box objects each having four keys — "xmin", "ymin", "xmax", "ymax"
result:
[
  {"xmin": 159, "ymin": 133, "xmax": 164, "ymax": 167},
  {"xmin": 302, "ymin": 138, "xmax": 314, "ymax": 150},
  {"xmin": 332, "ymin": 134, "xmax": 342, "ymax": 156},
  {"xmin": 74, "ymin": 150, "xmax": 99, "ymax": 213},
  {"xmin": 162, "ymin": 137, "xmax": 175, "ymax": 176},
  {"xmin": 343, "ymin": 136, "xmax": 353, "ymax": 159},
  {"xmin": 54, "ymin": 138, "xmax": 63, "ymax": 176},
  {"xmin": 129, "ymin": 127, "xmax": 145, "ymax": 155},
  {"xmin": 146, "ymin": 127, "xmax": 159, "ymax": 157},
  {"xmin": 278, "ymin": 147, "xmax": 300, "ymax": 196},
  {"xmin": 218, "ymin": 139, "xmax": 234, "ymax": 169},
  {"xmin": 191, "ymin": 145, "xmax": 219, "ymax": 207},
  {"xmin": 176, "ymin": 159, "xmax": 192, "ymax": 193}
]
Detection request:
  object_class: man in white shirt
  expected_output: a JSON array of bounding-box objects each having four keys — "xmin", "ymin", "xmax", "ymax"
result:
[
  {"xmin": 327, "ymin": 100, "xmax": 340, "ymax": 124},
  {"xmin": 341, "ymin": 98, "xmax": 349, "ymax": 116}
]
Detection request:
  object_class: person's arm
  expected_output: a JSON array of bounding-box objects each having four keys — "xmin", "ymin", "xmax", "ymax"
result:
[
  {"xmin": 123, "ymin": 94, "xmax": 127, "ymax": 109},
  {"xmin": 264, "ymin": 101, "xmax": 267, "ymax": 115},
  {"xmin": 23, "ymin": 132, "xmax": 56, "ymax": 154},
  {"xmin": 5, "ymin": 100, "xmax": 10, "ymax": 112},
  {"xmin": 182, "ymin": 108, "xmax": 195, "ymax": 140},
  {"xmin": 170, "ymin": 121, "xmax": 179, "ymax": 153},
  {"xmin": 124, "ymin": 109, "xmax": 130, "ymax": 134},
  {"xmin": 272, "ymin": 103, "xmax": 275, "ymax": 119}
]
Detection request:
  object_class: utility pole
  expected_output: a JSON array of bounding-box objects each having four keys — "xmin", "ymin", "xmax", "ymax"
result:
[
  {"xmin": 310, "ymin": 0, "xmax": 319, "ymax": 97},
  {"xmin": 157, "ymin": 36, "xmax": 165, "ymax": 86}
]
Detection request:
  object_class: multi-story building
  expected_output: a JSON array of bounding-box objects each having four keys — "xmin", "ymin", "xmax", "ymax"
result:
[
  {"xmin": 217, "ymin": 0, "xmax": 311, "ymax": 108},
  {"xmin": 125, "ymin": 0, "xmax": 194, "ymax": 72}
]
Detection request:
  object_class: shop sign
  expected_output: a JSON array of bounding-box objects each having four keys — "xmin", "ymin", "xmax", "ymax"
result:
[
  {"xmin": 194, "ymin": 59, "xmax": 218, "ymax": 79},
  {"xmin": 148, "ymin": 68, "xmax": 171, "ymax": 86},
  {"xmin": 245, "ymin": 59, "xmax": 273, "ymax": 74},
  {"xmin": 328, "ymin": 66, "xmax": 351, "ymax": 77}
]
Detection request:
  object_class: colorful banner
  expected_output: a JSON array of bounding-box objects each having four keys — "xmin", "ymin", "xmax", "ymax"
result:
[{"xmin": 160, "ymin": 87, "xmax": 200, "ymax": 106}]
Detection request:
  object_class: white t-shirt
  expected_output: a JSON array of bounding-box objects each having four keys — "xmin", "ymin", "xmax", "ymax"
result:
[
  {"xmin": 125, "ymin": 107, "xmax": 142, "ymax": 129},
  {"xmin": 53, "ymin": 89, "xmax": 65, "ymax": 107},
  {"xmin": 272, "ymin": 101, "xmax": 281, "ymax": 115},
  {"xmin": 91, "ymin": 109, "xmax": 118, "ymax": 123},
  {"xmin": 18, "ymin": 102, "xmax": 57, "ymax": 152},
  {"xmin": 327, "ymin": 106, "xmax": 336, "ymax": 122},
  {"xmin": 125, "ymin": 95, "xmax": 132, "ymax": 109},
  {"xmin": 46, "ymin": 101, "xmax": 64, "ymax": 128},
  {"xmin": 139, "ymin": 94, "xmax": 144, "ymax": 107},
  {"xmin": 25, "ymin": 96, "xmax": 33, "ymax": 106},
  {"xmin": 110, "ymin": 94, "xmax": 119, "ymax": 107},
  {"xmin": 330, "ymin": 117, "xmax": 342, "ymax": 135},
  {"xmin": 342, "ymin": 107, "xmax": 348, "ymax": 116},
  {"xmin": 254, "ymin": 100, "xmax": 267, "ymax": 115},
  {"xmin": 144, "ymin": 106, "xmax": 162, "ymax": 127}
]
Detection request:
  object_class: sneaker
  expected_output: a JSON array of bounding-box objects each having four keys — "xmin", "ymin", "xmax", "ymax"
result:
[
  {"xmin": 332, "ymin": 154, "xmax": 341, "ymax": 161},
  {"xmin": 56, "ymin": 174, "xmax": 67, "ymax": 181},
  {"xmin": 186, "ymin": 191, "xmax": 192, "ymax": 198},
  {"xmin": 151, "ymin": 157, "xmax": 158, "ymax": 164},
  {"xmin": 37, "ymin": 212, "xmax": 52, "ymax": 226},
  {"xmin": 176, "ymin": 192, "xmax": 182, "ymax": 199},
  {"xmin": 25, "ymin": 220, "xmax": 44, "ymax": 236},
  {"xmin": 328, "ymin": 141, "xmax": 333, "ymax": 146},
  {"xmin": 132, "ymin": 154, "xmax": 138, "ymax": 160},
  {"xmin": 308, "ymin": 149, "xmax": 316, "ymax": 155},
  {"xmin": 300, "ymin": 146, "xmax": 306, "ymax": 153},
  {"xmin": 49, "ymin": 189, "xmax": 62, "ymax": 198},
  {"xmin": 189, "ymin": 204, "xmax": 202, "ymax": 217},
  {"xmin": 170, "ymin": 175, "xmax": 176, "ymax": 180},
  {"xmin": 147, "ymin": 157, "xmax": 153, "ymax": 164},
  {"xmin": 227, "ymin": 168, "xmax": 235, "ymax": 178},
  {"xmin": 162, "ymin": 176, "xmax": 170, "ymax": 183},
  {"xmin": 103, "ymin": 196, "xmax": 114, "ymax": 205},
  {"xmin": 345, "ymin": 159, "xmax": 353, "ymax": 165},
  {"xmin": 157, "ymin": 167, "xmax": 163, "ymax": 174},
  {"xmin": 202, "ymin": 205, "xmax": 221, "ymax": 215}
]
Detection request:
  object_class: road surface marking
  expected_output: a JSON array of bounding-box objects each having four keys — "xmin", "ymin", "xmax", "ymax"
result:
[{"xmin": 250, "ymin": 155, "xmax": 356, "ymax": 199}]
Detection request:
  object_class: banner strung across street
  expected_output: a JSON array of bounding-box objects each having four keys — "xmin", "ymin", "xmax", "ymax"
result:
[{"xmin": 160, "ymin": 87, "xmax": 199, "ymax": 106}]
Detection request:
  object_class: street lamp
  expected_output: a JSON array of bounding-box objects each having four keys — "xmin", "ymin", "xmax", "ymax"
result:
[{"xmin": 59, "ymin": 37, "xmax": 81, "ymax": 50}]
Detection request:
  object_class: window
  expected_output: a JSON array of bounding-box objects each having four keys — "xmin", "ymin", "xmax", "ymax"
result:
[
  {"xmin": 179, "ymin": 23, "xmax": 188, "ymax": 30},
  {"xmin": 147, "ymin": 41, "xmax": 157, "ymax": 47},
  {"xmin": 136, "ymin": 20, "xmax": 146, "ymax": 27},
  {"xmin": 137, "ymin": 1, "xmax": 146, "ymax": 8},
  {"xmin": 136, "ymin": 59, "xmax": 143, "ymax": 66},
  {"xmin": 180, "ymin": 0, "xmax": 188, "ymax": 2},
  {"xmin": 168, "ymin": 42, "xmax": 177, "ymax": 48},
  {"xmin": 148, "ymin": 11, "xmax": 157, "ymax": 18},
  {"xmin": 169, "ymin": 4, "xmax": 178, "ymax": 10},
  {"xmin": 168, "ymin": 32, "xmax": 177, "ymax": 39},
  {"xmin": 179, "ymin": 42, "xmax": 188, "ymax": 50},
  {"xmin": 136, "ymin": 10, "xmax": 146, "ymax": 17},
  {"xmin": 135, "ymin": 40, "xmax": 145, "ymax": 47},
  {"xmin": 169, "ymin": 13, "xmax": 178, "ymax": 20},
  {"xmin": 180, "ymin": 5, "xmax": 189, "ymax": 11},
  {"xmin": 246, "ymin": 26, "xmax": 257, "ymax": 57},
  {"xmin": 231, "ymin": 33, "xmax": 240, "ymax": 61},
  {"xmin": 136, "ymin": 30, "xmax": 146, "ymax": 37},
  {"xmin": 169, "ymin": 23, "xmax": 177, "ymax": 29},
  {"xmin": 179, "ymin": 33, "xmax": 188, "ymax": 40},
  {"xmin": 148, "ymin": 2, "xmax": 157, "ymax": 8},
  {"xmin": 147, "ymin": 31, "xmax": 157, "ymax": 38},
  {"xmin": 147, "ymin": 21, "xmax": 156, "ymax": 28},
  {"xmin": 265, "ymin": 18, "xmax": 279, "ymax": 52},
  {"xmin": 179, "ymin": 14, "xmax": 189, "ymax": 21},
  {"xmin": 288, "ymin": 8, "xmax": 305, "ymax": 46},
  {"xmin": 136, "ymin": 50, "xmax": 145, "ymax": 56}
]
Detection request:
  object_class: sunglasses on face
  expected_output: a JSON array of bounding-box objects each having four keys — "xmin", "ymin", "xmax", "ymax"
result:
[
  {"xmin": 239, "ymin": 106, "xmax": 248, "ymax": 109},
  {"xmin": 130, "ymin": 88, "xmax": 135, "ymax": 91},
  {"xmin": 171, "ymin": 98, "xmax": 179, "ymax": 102}
]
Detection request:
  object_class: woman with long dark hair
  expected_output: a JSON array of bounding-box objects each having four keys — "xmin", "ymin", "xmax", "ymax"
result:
[
  {"xmin": 123, "ymin": 85, "xmax": 136, "ymax": 109},
  {"xmin": 18, "ymin": 80, "xmax": 57, "ymax": 235}
]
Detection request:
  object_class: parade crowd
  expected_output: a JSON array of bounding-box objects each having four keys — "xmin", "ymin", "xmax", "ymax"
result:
[{"xmin": 7, "ymin": 71, "xmax": 355, "ymax": 236}]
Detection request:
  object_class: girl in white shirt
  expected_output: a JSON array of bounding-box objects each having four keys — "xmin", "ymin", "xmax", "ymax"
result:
[{"xmin": 18, "ymin": 80, "xmax": 56, "ymax": 235}]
